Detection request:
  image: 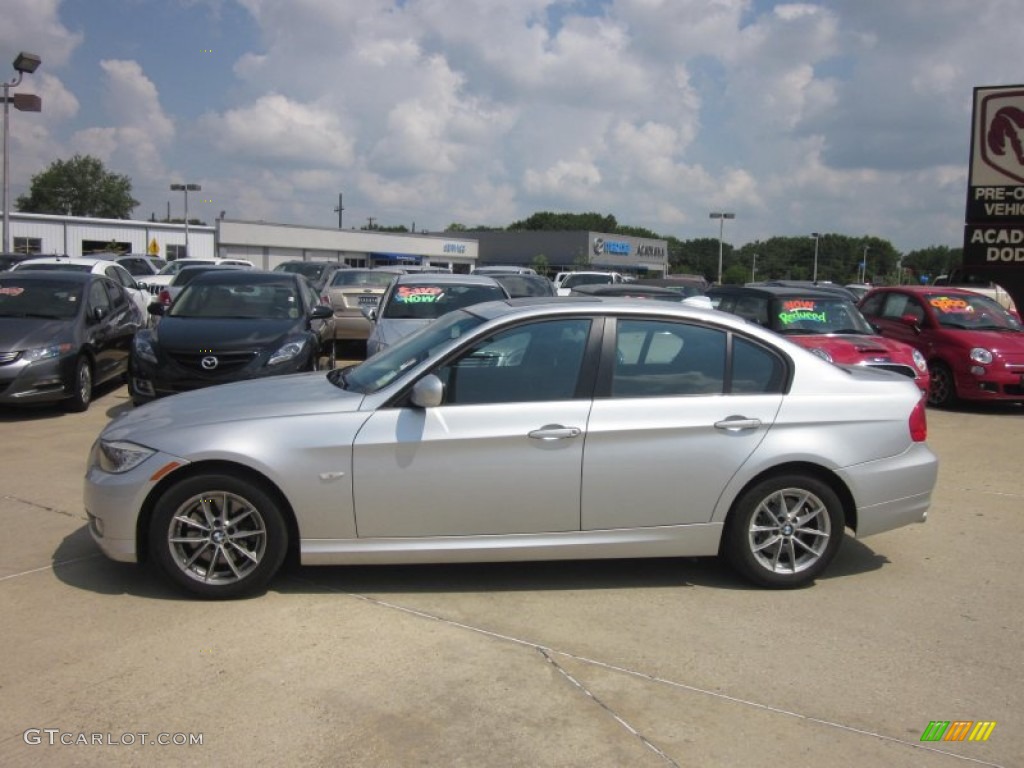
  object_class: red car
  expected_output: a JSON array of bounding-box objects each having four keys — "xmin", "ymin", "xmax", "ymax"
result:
[
  {"xmin": 708, "ymin": 285, "xmax": 931, "ymax": 395},
  {"xmin": 859, "ymin": 285, "xmax": 1024, "ymax": 408}
]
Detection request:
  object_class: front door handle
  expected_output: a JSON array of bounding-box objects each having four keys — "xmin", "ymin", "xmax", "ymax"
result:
[
  {"xmin": 528, "ymin": 425, "xmax": 582, "ymax": 440},
  {"xmin": 714, "ymin": 417, "xmax": 762, "ymax": 432}
]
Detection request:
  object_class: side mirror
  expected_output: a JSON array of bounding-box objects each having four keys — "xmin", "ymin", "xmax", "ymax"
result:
[
  {"xmin": 310, "ymin": 304, "xmax": 333, "ymax": 320},
  {"xmin": 362, "ymin": 306, "xmax": 378, "ymax": 322},
  {"xmin": 92, "ymin": 306, "xmax": 108, "ymax": 323},
  {"xmin": 148, "ymin": 303, "xmax": 165, "ymax": 317},
  {"xmin": 410, "ymin": 374, "xmax": 443, "ymax": 408},
  {"xmin": 898, "ymin": 313, "xmax": 921, "ymax": 331}
]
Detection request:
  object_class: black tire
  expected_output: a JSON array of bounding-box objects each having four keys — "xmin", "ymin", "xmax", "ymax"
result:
[
  {"xmin": 148, "ymin": 472, "xmax": 289, "ymax": 599},
  {"xmin": 723, "ymin": 474, "xmax": 844, "ymax": 588},
  {"xmin": 63, "ymin": 356, "xmax": 93, "ymax": 413},
  {"xmin": 927, "ymin": 361, "xmax": 958, "ymax": 408}
]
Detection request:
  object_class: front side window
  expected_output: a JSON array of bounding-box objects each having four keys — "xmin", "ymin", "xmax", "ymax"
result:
[{"xmin": 436, "ymin": 318, "xmax": 592, "ymax": 404}]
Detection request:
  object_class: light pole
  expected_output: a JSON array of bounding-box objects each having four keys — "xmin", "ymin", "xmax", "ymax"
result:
[
  {"xmin": 3, "ymin": 52, "xmax": 42, "ymax": 254},
  {"xmin": 860, "ymin": 244, "xmax": 869, "ymax": 283},
  {"xmin": 751, "ymin": 252, "xmax": 758, "ymax": 282},
  {"xmin": 170, "ymin": 182, "xmax": 201, "ymax": 257},
  {"xmin": 710, "ymin": 212, "xmax": 735, "ymax": 285},
  {"xmin": 810, "ymin": 232, "xmax": 820, "ymax": 283}
]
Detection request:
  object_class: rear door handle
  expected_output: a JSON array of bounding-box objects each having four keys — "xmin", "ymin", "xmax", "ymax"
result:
[
  {"xmin": 528, "ymin": 425, "xmax": 582, "ymax": 440},
  {"xmin": 714, "ymin": 417, "xmax": 762, "ymax": 432}
]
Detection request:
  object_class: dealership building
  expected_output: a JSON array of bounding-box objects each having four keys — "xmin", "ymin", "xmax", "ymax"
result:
[{"xmin": 5, "ymin": 213, "xmax": 668, "ymax": 276}]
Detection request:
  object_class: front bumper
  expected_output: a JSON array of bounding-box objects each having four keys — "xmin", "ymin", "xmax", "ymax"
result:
[
  {"xmin": 0, "ymin": 354, "xmax": 76, "ymax": 406},
  {"xmin": 84, "ymin": 448, "xmax": 190, "ymax": 563}
]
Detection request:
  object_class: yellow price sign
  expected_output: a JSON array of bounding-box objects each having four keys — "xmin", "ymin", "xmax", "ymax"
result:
[{"xmin": 148, "ymin": 238, "xmax": 160, "ymax": 256}]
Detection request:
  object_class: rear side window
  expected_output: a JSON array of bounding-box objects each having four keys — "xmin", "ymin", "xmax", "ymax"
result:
[
  {"xmin": 612, "ymin": 320, "xmax": 726, "ymax": 397},
  {"xmin": 731, "ymin": 336, "xmax": 787, "ymax": 394}
]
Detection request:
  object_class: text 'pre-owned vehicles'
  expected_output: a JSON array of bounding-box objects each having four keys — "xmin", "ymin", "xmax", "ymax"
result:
[
  {"xmin": 364, "ymin": 273, "xmax": 509, "ymax": 356},
  {"xmin": 129, "ymin": 270, "xmax": 334, "ymax": 405},
  {"xmin": 859, "ymin": 285, "xmax": 1024, "ymax": 407},
  {"xmin": 0, "ymin": 271, "xmax": 141, "ymax": 411},
  {"xmin": 709, "ymin": 284, "xmax": 931, "ymax": 395},
  {"xmin": 85, "ymin": 297, "xmax": 937, "ymax": 599}
]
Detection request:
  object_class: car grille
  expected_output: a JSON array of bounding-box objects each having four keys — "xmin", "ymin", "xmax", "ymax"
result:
[
  {"xmin": 863, "ymin": 362, "xmax": 917, "ymax": 380},
  {"xmin": 0, "ymin": 351, "xmax": 20, "ymax": 365},
  {"xmin": 166, "ymin": 349, "xmax": 259, "ymax": 374}
]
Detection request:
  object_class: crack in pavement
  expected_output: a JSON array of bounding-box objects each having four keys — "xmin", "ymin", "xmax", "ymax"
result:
[
  {"xmin": 1, "ymin": 494, "xmax": 88, "ymax": 521},
  {"xmin": 290, "ymin": 576, "xmax": 1008, "ymax": 768}
]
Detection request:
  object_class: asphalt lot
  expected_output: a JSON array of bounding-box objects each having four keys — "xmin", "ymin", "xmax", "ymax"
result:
[{"xmin": 0, "ymin": 381, "xmax": 1021, "ymax": 768}]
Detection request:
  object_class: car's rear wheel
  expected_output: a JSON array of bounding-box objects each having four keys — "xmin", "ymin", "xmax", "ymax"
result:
[
  {"xmin": 149, "ymin": 473, "xmax": 288, "ymax": 599},
  {"xmin": 723, "ymin": 474, "xmax": 843, "ymax": 588},
  {"xmin": 63, "ymin": 356, "xmax": 92, "ymax": 412},
  {"xmin": 927, "ymin": 361, "xmax": 958, "ymax": 408}
]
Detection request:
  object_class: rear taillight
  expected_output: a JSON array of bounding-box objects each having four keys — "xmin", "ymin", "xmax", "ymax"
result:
[
  {"xmin": 909, "ymin": 396, "xmax": 928, "ymax": 442},
  {"xmin": 158, "ymin": 289, "xmax": 171, "ymax": 306}
]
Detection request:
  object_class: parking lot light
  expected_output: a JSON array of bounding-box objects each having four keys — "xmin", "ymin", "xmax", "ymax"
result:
[
  {"xmin": 3, "ymin": 51, "xmax": 43, "ymax": 253},
  {"xmin": 170, "ymin": 183, "xmax": 201, "ymax": 257}
]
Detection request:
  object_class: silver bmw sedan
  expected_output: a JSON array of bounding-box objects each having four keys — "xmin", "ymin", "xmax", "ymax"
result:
[{"xmin": 85, "ymin": 297, "xmax": 937, "ymax": 598}]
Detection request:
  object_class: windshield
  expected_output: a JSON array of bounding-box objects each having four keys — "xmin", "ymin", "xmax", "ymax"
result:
[
  {"xmin": 330, "ymin": 270, "xmax": 398, "ymax": 288},
  {"xmin": 562, "ymin": 273, "xmax": 613, "ymax": 288},
  {"xmin": 339, "ymin": 309, "xmax": 488, "ymax": 393},
  {"xmin": 158, "ymin": 260, "xmax": 217, "ymax": 276},
  {"xmin": 381, "ymin": 283, "xmax": 507, "ymax": 320},
  {"xmin": 0, "ymin": 278, "xmax": 83, "ymax": 319},
  {"xmin": 926, "ymin": 293, "xmax": 1022, "ymax": 330},
  {"xmin": 277, "ymin": 263, "xmax": 327, "ymax": 280},
  {"xmin": 771, "ymin": 297, "xmax": 875, "ymax": 335},
  {"xmin": 169, "ymin": 282, "xmax": 301, "ymax": 319}
]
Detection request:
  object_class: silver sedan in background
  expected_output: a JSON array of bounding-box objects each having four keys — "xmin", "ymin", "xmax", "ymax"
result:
[{"xmin": 84, "ymin": 298, "xmax": 937, "ymax": 599}]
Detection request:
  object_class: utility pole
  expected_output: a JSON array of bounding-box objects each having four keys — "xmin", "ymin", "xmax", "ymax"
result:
[
  {"xmin": 333, "ymin": 193, "xmax": 344, "ymax": 228},
  {"xmin": 366, "ymin": 217, "xmax": 376, "ymax": 230}
]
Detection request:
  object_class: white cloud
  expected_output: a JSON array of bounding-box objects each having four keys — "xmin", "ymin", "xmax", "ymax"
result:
[{"xmin": 201, "ymin": 94, "xmax": 354, "ymax": 167}]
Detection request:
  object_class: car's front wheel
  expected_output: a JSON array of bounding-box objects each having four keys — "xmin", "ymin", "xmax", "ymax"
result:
[
  {"xmin": 723, "ymin": 474, "xmax": 844, "ymax": 588},
  {"xmin": 63, "ymin": 356, "xmax": 93, "ymax": 412},
  {"xmin": 927, "ymin": 361, "xmax": 958, "ymax": 408},
  {"xmin": 149, "ymin": 472, "xmax": 289, "ymax": 599}
]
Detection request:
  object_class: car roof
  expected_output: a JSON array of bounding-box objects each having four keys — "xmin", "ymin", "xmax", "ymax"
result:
[
  {"xmin": 870, "ymin": 285, "xmax": 983, "ymax": 296},
  {"xmin": 710, "ymin": 284, "xmax": 854, "ymax": 301},
  {"xmin": 391, "ymin": 273, "xmax": 502, "ymax": 286},
  {"xmin": 570, "ymin": 284, "xmax": 681, "ymax": 297},
  {"xmin": 17, "ymin": 256, "xmax": 114, "ymax": 267},
  {"xmin": 0, "ymin": 269, "xmax": 93, "ymax": 283},
  {"xmin": 189, "ymin": 269, "xmax": 301, "ymax": 287}
]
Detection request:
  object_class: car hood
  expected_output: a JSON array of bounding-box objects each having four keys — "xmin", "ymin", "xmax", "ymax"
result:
[
  {"xmin": 793, "ymin": 333, "xmax": 917, "ymax": 364},
  {"xmin": 374, "ymin": 318, "xmax": 430, "ymax": 347},
  {"xmin": 103, "ymin": 372, "xmax": 366, "ymax": 442},
  {"xmin": 0, "ymin": 317, "xmax": 73, "ymax": 350},
  {"xmin": 153, "ymin": 317, "xmax": 299, "ymax": 349}
]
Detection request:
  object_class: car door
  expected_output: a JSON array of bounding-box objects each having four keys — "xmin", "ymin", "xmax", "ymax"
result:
[
  {"xmin": 862, "ymin": 291, "xmax": 929, "ymax": 350},
  {"xmin": 352, "ymin": 317, "xmax": 595, "ymax": 538},
  {"xmin": 581, "ymin": 318, "xmax": 786, "ymax": 529}
]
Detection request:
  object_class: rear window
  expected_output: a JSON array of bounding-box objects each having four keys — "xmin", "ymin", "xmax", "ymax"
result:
[
  {"xmin": 382, "ymin": 283, "xmax": 507, "ymax": 319},
  {"xmin": 0, "ymin": 277, "xmax": 83, "ymax": 319},
  {"xmin": 331, "ymin": 271, "xmax": 398, "ymax": 288}
]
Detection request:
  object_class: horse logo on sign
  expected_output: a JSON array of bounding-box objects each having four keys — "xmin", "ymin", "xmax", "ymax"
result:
[{"xmin": 981, "ymin": 89, "xmax": 1024, "ymax": 183}]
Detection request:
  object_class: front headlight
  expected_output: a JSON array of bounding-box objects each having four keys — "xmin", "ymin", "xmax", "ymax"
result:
[
  {"xmin": 268, "ymin": 339, "xmax": 307, "ymax": 366},
  {"xmin": 912, "ymin": 349, "xmax": 928, "ymax": 372},
  {"xmin": 21, "ymin": 343, "xmax": 73, "ymax": 362},
  {"xmin": 94, "ymin": 440, "xmax": 155, "ymax": 474},
  {"xmin": 133, "ymin": 335, "xmax": 158, "ymax": 364},
  {"xmin": 969, "ymin": 347, "xmax": 993, "ymax": 365}
]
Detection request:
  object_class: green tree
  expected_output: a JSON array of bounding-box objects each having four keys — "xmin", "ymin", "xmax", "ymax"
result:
[
  {"xmin": 531, "ymin": 253, "xmax": 550, "ymax": 276},
  {"xmin": 16, "ymin": 154, "xmax": 139, "ymax": 218}
]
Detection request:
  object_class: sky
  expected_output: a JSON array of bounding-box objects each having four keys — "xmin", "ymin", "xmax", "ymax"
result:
[{"xmin": 2, "ymin": 0, "xmax": 1020, "ymax": 253}]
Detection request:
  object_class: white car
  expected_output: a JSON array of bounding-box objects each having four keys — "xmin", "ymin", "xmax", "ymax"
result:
[
  {"xmin": 13, "ymin": 256, "xmax": 152, "ymax": 323},
  {"xmin": 556, "ymin": 271, "xmax": 625, "ymax": 296},
  {"xmin": 140, "ymin": 257, "xmax": 254, "ymax": 296}
]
